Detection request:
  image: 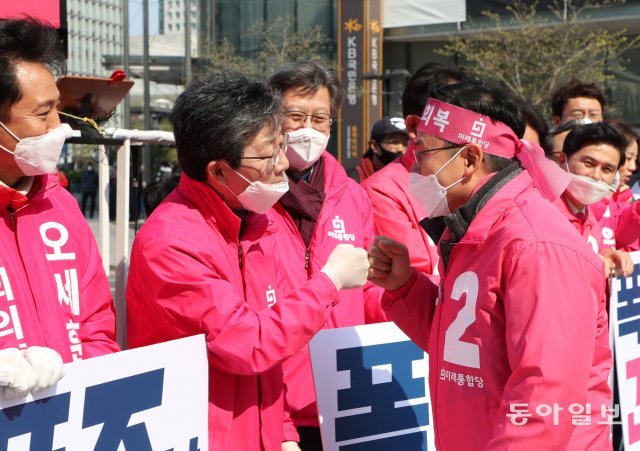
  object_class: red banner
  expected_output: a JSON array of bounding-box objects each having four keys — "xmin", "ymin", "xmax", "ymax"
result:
[{"xmin": 0, "ymin": 1, "xmax": 61, "ymax": 28}]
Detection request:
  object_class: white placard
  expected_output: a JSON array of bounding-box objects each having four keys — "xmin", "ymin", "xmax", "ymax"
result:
[
  {"xmin": 0, "ymin": 334, "xmax": 208, "ymax": 451},
  {"xmin": 309, "ymin": 322, "xmax": 435, "ymax": 450},
  {"xmin": 383, "ymin": 0, "xmax": 466, "ymax": 28},
  {"xmin": 611, "ymin": 251, "xmax": 640, "ymax": 449}
]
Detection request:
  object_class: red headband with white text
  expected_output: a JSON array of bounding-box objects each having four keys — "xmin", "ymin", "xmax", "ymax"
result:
[
  {"xmin": 417, "ymin": 97, "xmax": 571, "ymax": 201},
  {"xmin": 417, "ymin": 98, "xmax": 519, "ymax": 158}
]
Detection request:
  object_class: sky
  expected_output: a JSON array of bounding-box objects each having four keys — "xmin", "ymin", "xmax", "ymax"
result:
[{"xmin": 129, "ymin": 0, "xmax": 159, "ymax": 36}]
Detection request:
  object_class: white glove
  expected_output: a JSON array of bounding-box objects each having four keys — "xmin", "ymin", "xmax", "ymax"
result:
[
  {"xmin": 20, "ymin": 346, "xmax": 64, "ymax": 395},
  {"xmin": 281, "ymin": 441, "xmax": 301, "ymax": 451},
  {"xmin": 0, "ymin": 348, "xmax": 37, "ymax": 399},
  {"xmin": 321, "ymin": 244, "xmax": 370, "ymax": 290}
]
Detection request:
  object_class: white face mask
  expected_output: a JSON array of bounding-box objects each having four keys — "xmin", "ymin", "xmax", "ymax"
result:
[
  {"xmin": 564, "ymin": 161, "xmax": 616, "ymax": 205},
  {"xmin": 235, "ymin": 172, "xmax": 289, "ymax": 214},
  {"xmin": 0, "ymin": 123, "xmax": 72, "ymax": 176},
  {"xmin": 566, "ymin": 173, "xmax": 614, "ymax": 205},
  {"xmin": 409, "ymin": 146, "xmax": 466, "ymax": 218},
  {"xmin": 285, "ymin": 128, "xmax": 329, "ymax": 170}
]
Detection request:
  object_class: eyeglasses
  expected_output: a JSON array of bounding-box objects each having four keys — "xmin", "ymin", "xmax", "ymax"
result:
[
  {"xmin": 413, "ymin": 144, "xmax": 460, "ymax": 165},
  {"xmin": 285, "ymin": 111, "xmax": 332, "ymax": 130},
  {"xmin": 568, "ymin": 112, "xmax": 603, "ymax": 122},
  {"xmin": 240, "ymin": 134, "xmax": 289, "ymax": 167}
]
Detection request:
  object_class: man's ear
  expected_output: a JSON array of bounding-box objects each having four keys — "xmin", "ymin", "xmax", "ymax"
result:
[
  {"xmin": 553, "ymin": 116, "xmax": 561, "ymax": 125},
  {"xmin": 558, "ymin": 152, "xmax": 567, "ymax": 166},
  {"xmin": 369, "ymin": 140, "xmax": 380, "ymax": 155},
  {"xmin": 206, "ymin": 160, "xmax": 225, "ymax": 185},
  {"xmin": 462, "ymin": 144, "xmax": 484, "ymax": 177},
  {"xmin": 405, "ymin": 115, "xmax": 421, "ymax": 139}
]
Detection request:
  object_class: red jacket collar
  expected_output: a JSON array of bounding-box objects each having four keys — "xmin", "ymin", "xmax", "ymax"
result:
[
  {"xmin": 175, "ymin": 173, "xmax": 273, "ymax": 243},
  {"xmin": 0, "ymin": 175, "xmax": 47, "ymax": 212}
]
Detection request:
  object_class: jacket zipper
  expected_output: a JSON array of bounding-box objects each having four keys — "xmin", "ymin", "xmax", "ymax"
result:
[
  {"xmin": 237, "ymin": 244, "xmax": 243, "ymax": 269},
  {"xmin": 8, "ymin": 208, "xmax": 15, "ymax": 229},
  {"xmin": 304, "ymin": 248, "xmax": 311, "ymax": 271}
]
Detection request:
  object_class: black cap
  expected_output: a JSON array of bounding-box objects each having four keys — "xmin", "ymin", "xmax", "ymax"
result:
[{"xmin": 371, "ymin": 117, "xmax": 408, "ymax": 142}]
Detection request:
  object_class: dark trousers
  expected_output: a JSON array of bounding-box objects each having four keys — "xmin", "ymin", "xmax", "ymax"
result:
[
  {"xmin": 81, "ymin": 191, "xmax": 97, "ymax": 218},
  {"xmin": 298, "ymin": 426, "xmax": 323, "ymax": 451}
]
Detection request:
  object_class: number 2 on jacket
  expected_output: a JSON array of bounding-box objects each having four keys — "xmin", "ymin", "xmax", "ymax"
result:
[{"xmin": 443, "ymin": 271, "xmax": 480, "ymax": 369}]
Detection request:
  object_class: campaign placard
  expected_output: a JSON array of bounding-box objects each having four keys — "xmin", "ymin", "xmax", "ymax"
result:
[
  {"xmin": 0, "ymin": 334, "xmax": 208, "ymax": 451},
  {"xmin": 611, "ymin": 251, "xmax": 640, "ymax": 450},
  {"xmin": 309, "ymin": 322, "xmax": 435, "ymax": 450}
]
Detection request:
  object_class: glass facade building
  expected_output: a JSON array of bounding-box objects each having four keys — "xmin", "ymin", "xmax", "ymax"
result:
[{"xmin": 198, "ymin": 0, "xmax": 640, "ymax": 124}]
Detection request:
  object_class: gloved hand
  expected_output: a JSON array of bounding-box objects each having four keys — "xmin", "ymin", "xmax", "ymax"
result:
[
  {"xmin": 0, "ymin": 348, "xmax": 37, "ymax": 399},
  {"xmin": 21, "ymin": 346, "xmax": 64, "ymax": 395},
  {"xmin": 281, "ymin": 441, "xmax": 301, "ymax": 451},
  {"xmin": 321, "ymin": 243, "xmax": 370, "ymax": 290}
]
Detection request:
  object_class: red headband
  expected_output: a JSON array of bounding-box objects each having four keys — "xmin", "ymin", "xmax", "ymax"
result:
[{"xmin": 417, "ymin": 98, "xmax": 571, "ymax": 201}]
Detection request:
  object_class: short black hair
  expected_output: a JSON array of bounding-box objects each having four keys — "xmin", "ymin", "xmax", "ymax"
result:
[
  {"xmin": 550, "ymin": 79, "xmax": 606, "ymax": 119},
  {"xmin": 171, "ymin": 72, "xmax": 284, "ymax": 181},
  {"xmin": 402, "ymin": 62, "xmax": 477, "ymax": 118},
  {"xmin": 268, "ymin": 61, "xmax": 343, "ymax": 115},
  {"xmin": 563, "ymin": 122, "xmax": 626, "ymax": 168},
  {"xmin": 432, "ymin": 80, "xmax": 525, "ymax": 173},
  {"xmin": 517, "ymin": 98, "xmax": 549, "ymax": 146},
  {"xmin": 0, "ymin": 17, "xmax": 65, "ymax": 122},
  {"xmin": 543, "ymin": 120, "xmax": 579, "ymax": 156},
  {"xmin": 144, "ymin": 175, "xmax": 180, "ymax": 216}
]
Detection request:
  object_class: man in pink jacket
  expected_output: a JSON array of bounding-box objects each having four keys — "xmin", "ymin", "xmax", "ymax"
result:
[
  {"xmin": 126, "ymin": 72, "xmax": 370, "ymax": 451},
  {"xmin": 554, "ymin": 122, "xmax": 633, "ymax": 277},
  {"xmin": 267, "ymin": 61, "xmax": 386, "ymax": 449},
  {"xmin": 361, "ymin": 63, "xmax": 475, "ymax": 277},
  {"xmin": 0, "ymin": 18, "xmax": 118, "ymax": 399},
  {"xmin": 369, "ymin": 81, "xmax": 612, "ymax": 450}
]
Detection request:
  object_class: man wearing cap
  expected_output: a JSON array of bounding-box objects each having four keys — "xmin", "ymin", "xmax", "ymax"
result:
[
  {"xmin": 354, "ymin": 117, "xmax": 409, "ymax": 181},
  {"xmin": 368, "ymin": 81, "xmax": 611, "ymax": 450}
]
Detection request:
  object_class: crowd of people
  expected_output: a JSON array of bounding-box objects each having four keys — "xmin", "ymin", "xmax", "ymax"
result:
[{"xmin": 0, "ymin": 16, "xmax": 639, "ymax": 451}]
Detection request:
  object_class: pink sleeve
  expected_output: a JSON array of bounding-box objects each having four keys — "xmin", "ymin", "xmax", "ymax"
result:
[
  {"xmin": 360, "ymin": 189, "xmax": 388, "ymax": 323},
  {"xmin": 78, "ymin": 224, "xmax": 120, "ymax": 357},
  {"xmin": 485, "ymin": 242, "xmax": 609, "ymax": 449},
  {"xmin": 364, "ymin": 184, "xmax": 437, "ymax": 275},
  {"xmin": 381, "ymin": 269, "xmax": 439, "ymax": 352},
  {"xmin": 129, "ymin": 238, "xmax": 339, "ymax": 375},
  {"xmin": 282, "ymin": 388, "xmax": 300, "ymax": 442},
  {"xmin": 616, "ymin": 201, "xmax": 640, "ymax": 251}
]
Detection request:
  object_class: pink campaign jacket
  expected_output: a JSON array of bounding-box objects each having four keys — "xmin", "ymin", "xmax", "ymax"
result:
[
  {"xmin": 126, "ymin": 173, "xmax": 341, "ymax": 451},
  {"xmin": 0, "ymin": 175, "xmax": 118, "ymax": 361},
  {"xmin": 553, "ymin": 196, "xmax": 604, "ymax": 255},
  {"xmin": 383, "ymin": 171, "xmax": 611, "ymax": 450},
  {"xmin": 268, "ymin": 152, "xmax": 386, "ymax": 433},
  {"xmin": 361, "ymin": 152, "xmax": 439, "ymax": 276},
  {"xmin": 591, "ymin": 189, "xmax": 635, "ymax": 249},
  {"xmin": 616, "ymin": 201, "xmax": 640, "ymax": 251},
  {"xmin": 592, "ymin": 191, "xmax": 640, "ymax": 251}
]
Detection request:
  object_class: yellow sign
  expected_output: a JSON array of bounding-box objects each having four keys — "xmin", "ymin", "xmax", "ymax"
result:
[{"xmin": 344, "ymin": 18, "xmax": 363, "ymax": 33}]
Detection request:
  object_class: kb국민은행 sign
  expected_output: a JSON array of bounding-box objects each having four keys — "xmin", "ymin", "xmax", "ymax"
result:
[
  {"xmin": 337, "ymin": 0, "xmax": 382, "ymax": 171},
  {"xmin": 309, "ymin": 322, "xmax": 434, "ymax": 450},
  {"xmin": 0, "ymin": 334, "xmax": 208, "ymax": 451}
]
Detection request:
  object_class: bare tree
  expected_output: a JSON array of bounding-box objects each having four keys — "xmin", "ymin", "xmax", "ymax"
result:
[
  {"xmin": 197, "ymin": 17, "xmax": 332, "ymax": 77},
  {"xmin": 437, "ymin": 0, "xmax": 639, "ymax": 116}
]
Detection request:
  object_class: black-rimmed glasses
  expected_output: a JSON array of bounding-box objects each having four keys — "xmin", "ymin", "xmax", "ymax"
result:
[
  {"xmin": 285, "ymin": 111, "xmax": 332, "ymax": 129},
  {"xmin": 413, "ymin": 144, "xmax": 460, "ymax": 165},
  {"xmin": 240, "ymin": 134, "xmax": 289, "ymax": 166}
]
